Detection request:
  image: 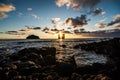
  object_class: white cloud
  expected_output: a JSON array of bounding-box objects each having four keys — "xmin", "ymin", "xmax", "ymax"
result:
[
  {"xmin": 51, "ymin": 18, "xmax": 65, "ymax": 29},
  {"xmin": 99, "ymin": 18, "xmax": 107, "ymax": 22},
  {"xmin": 18, "ymin": 12, "xmax": 23, "ymax": 17},
  {"xmin": 114, "ymin": 14, "xmax": 120, "ymax": 19},
  {"xmin": 27, "ymin": 8, "xmax": 32, "ymax": 11},
  {"xmin": 51, "ymin": 18, "xmax": 61, "ymax": 22},
  {"xmin": 56, "ymin": 0, "xmax": 101, "ymax": 10},
  {"xmin": 0, "ymin": 13, "xmax": 8, "ymax": 19},
  {"xmin": 31, "ymin": 14, "xmax": 40, "ymax": 19}
]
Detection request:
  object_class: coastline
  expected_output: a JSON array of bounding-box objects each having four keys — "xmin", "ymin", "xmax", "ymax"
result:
[{"xmin": 0, "ymin": 38, "xmax": 120, "ymax": 80}]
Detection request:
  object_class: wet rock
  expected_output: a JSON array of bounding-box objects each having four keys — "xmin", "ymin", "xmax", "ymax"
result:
[
  {"xmin": 0, "ymin": 45, "xmax": 118, "ymax": 80},
  {"xmin": 17, "ymin": 61, "xmax": 42, "ymax": 75},
  {"xmin": 0, "ymin": 47, "xmax": 57, "ymax": 80},
  {"xmin": 4, "ymin": 63, "xmax": 18, "ymax": 70},
  {"xmin": 73, "ymin": 44, "xmax": 81, "ymax": 49},
  {"xmin": 6, "ymin": 70, "xmax": 18, "ymax": 79},
  {"xmin": 55, "ymin": 62, "xmax": 76, "ymax": 76},
  {"xmin": 93, "ymin": 74, "xmax": 110, "ymax": 80},
  {"xmin": 10, "ymin": 47, "xmax": 56, "ymax": 66},
  {"xmin": 59, "ymin": 44, "xmax": 66, "ymax": 48},
  {"xmin": 44, "ymin": 55, "xmax": 56, "ymax": 65},
  {"xmin": 76, "ymin": 38, "xmax": 120, "ymax": 57},
  {"xmin": 76, "ymin": 65, "xmax": 95, "ymax": 75},
  {"xmin": 71, "ymin": 73, "xmax": 82, "ymax": 80},
  {"xmin": 13, "ymin": 75, "xmax": 26, "ymax": 80},
  {"xmin": 31, "ymin": 73, "xmax": 43, "ymax": 80},
  {"xmin": 19, "ymin": 53, "xmax": 45, "ymax": 66},
  {"xmin": 73, "ymin": 38, "xmax": 120, "ymax": 80},
  {"xmin": 41, "ymin": 47, "xmax": 56, "ymax": 57}
]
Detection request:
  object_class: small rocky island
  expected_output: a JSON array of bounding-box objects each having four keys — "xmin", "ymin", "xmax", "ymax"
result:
[{"xmin": 26, "ymin": 35, "xmax": 40, "ymax": 39}]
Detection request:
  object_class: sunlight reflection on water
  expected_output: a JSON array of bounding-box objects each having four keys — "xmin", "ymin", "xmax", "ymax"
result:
[{"xmin": 0, "ymin": 39, "xmax": 108, "ymax": 66}]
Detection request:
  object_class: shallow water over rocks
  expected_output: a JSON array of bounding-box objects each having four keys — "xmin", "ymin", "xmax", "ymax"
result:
[{"xmin": 0, "ymin": 39, "xmax": 108, "ymax": 66}]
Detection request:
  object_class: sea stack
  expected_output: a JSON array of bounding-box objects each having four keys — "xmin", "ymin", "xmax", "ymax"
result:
[{"xmin": 26, "ymin": 35, "xmax": 40, "ymax": 39}]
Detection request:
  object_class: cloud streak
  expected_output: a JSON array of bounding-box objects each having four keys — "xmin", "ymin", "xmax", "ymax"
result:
[
  {"xmin": 5, "ymin": 31, "xmax": 26, "ymax": 35},
  {"xmin": 108, "ymin": 14, "xmax": 120, "ymax": 26},
  {"xmin": 95, "ymin": 23, "xmax": 106, "ymax": 28},
  {"xmin": 4, "ymin": 26, "xmax": 41, "ymax": 35},
  {"xmin": 18, "ymin": 12, "xmax": 23, "ymax": 17},
  {"xmin": 27, "ymin": 8, "xmax": 32, "ymax": 11},
  {"xmin": 31, "ymin": 14, "xmax": 40, "ymax": 19},
  {"xmin": 95, "ymin": 14, "xmax": 120, "ymax": 29},
  {"xmin": 113, "ymin": 23, "xmax": 120, "ymax": 28},
  {"xmin": 75, "ymin": 29, "xmax": 120, "ymax": 37},
  {"xmin": 99, "ymin": 18, "xmax": 107, "ymax": 22},
  {"xmin": 0, "ymin": 12, "xmax": 8, "ymax": 19}
]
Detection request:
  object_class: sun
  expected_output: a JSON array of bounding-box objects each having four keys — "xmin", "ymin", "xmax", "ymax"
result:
[
  {"xmin": 59, "ymin": 31, "xmax": 62, "ymax": 38},
  {"xmin": 58, "ymin": 31, "xmax": 65, "ymax": 39}
]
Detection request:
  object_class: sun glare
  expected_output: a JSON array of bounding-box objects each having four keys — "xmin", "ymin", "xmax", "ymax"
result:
[
  {"xmin": 59, "ymin": 31, "xmax": 62, "ymax": 38},
  {"xmin": 58, "ymin": 31, "xmax": 65, "ymax": 39}
]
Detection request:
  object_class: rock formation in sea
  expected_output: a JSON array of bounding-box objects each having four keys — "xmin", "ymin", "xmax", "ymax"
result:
[{"xmin": 26, "ymin": 35, "xmax": 40, "ymax": 39}]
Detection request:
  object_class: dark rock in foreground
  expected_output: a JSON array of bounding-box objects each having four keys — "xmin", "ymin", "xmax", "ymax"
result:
[
  {"xmin": 74, "ymin": 37, "xmax": 120, "ymax": 80},
  {"xmin": 26, "ymin": 35, "xmax": 40, "ymax": 39}
]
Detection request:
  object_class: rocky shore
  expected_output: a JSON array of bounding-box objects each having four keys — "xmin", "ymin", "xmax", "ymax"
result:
[
  {"xmin": 74, "ymin": 38, "xmax": 120, "ymax": 80},
  {"xmin": 0, "ymin": 38, "xmax": 120, "ymax": 80}
]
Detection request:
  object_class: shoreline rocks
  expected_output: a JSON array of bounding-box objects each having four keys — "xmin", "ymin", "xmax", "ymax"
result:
[
  {"xmin": 0, "ymin": 38, "xmax": 120, "ymax": 80},
  {"xmin": 74, "ymin": 37, "xmax": 120, "ymax": 80}
]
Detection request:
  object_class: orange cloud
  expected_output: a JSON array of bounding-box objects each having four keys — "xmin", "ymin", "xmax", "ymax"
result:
[
  {"xmin": 0, "ymin": 3, "xmax": 15, "ymax": 19},
  {"xmin": 114, "ymin": 14, "xmax": 120, "ymax": 19},
  {"xmin": 0, "ymin": 3, "xmax": 15, "ymax": 12},
  {"xmin": 113, "ymin": 23, "xmax": 120, "ymax": 28},
  {"xmin": 95, "ymin": 23, "xmax": 106, "ymax": 28}
]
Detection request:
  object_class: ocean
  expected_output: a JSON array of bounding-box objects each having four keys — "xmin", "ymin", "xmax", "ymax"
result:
[{"xmin": 0, "ymin": 38, "xmax": 108, "ymax": 67}]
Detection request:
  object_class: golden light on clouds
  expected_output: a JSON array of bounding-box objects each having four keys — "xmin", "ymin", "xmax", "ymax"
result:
[{"xmin": 0, "ymin": 3, "xmax": 15, "ymax": 12}]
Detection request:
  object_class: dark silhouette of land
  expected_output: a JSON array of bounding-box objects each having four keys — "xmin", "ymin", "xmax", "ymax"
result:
[{"xmin": 26, "ymin": 35, "xmax": 40, "ymax": 39}]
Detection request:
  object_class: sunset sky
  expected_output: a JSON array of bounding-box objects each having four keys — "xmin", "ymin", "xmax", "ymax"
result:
[{"xmin": 0, "ymin": 0, "xmax": 120, "ymax": 39}]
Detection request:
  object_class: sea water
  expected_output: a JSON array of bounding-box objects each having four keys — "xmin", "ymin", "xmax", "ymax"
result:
[{"xmin": 0, "ymin": 39, "xmax": 108, "ymax": 66}]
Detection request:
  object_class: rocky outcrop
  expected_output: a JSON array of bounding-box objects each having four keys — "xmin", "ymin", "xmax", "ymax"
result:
[
  {"xmin": 74, "ymin": 38, "xmax": 120, "ymax": 80},
  {"xmin": 26, "ymin": 35, "xmax": 40, "ymax": 39},
  {"xmin": 74, "ymin": 38, "xmax": 120, "ymax": 57},
  {"xmin": 0, "ymin": 47, "xmax": 57, "ymax": 80}
]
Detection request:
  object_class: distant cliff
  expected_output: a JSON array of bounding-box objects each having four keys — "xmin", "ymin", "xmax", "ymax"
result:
[{"xmin": 26, "ymin": 35, "xmax": 40, "ymax": 39}]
